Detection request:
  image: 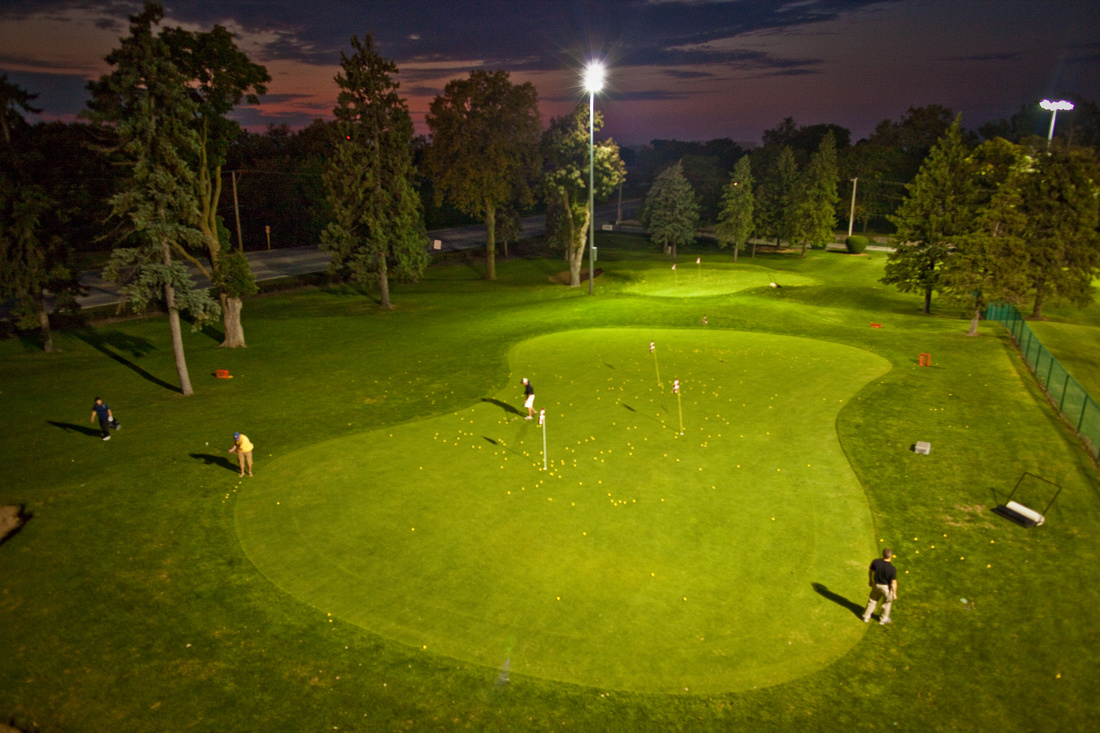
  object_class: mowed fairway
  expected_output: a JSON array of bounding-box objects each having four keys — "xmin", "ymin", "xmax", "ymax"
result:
[
  {"xmin": 236, "ymin": 328, "xmax": 890, "ymax": 693},
  {"xmin": 609, "ymin": 260, "xmax": 817, "ymax": 298}
]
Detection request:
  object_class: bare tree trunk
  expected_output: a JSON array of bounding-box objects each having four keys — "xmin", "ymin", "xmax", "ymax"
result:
[
  {"xmin": 800, "ymin": 240, "xmax": 808, "ymax": 258},
  {"xmin": 733, "ymin": 242, "xmax": 739, "ymax": 263},
  {"xmin": 162, "ymin": 243, "xmax": 193, "ymax": 396},
  {"xmin": 967, "ymin": 307, "xmax": 980, "ymax": 336},
  {"xmin": 1031, "ymin": 285, "xmax": 1045, "ymax": 319},
  {"xmin": 751, "ymin": 240, "xmax": 757, "ymax": 258},
  {"xmin": 484, "ymin": 200, "xmax": 496, "ymax": 281},
  {"xmin": 221, "ymin": 294, "xmax": 246, "ymax": 347},
  {"xmin": 922, "ymin": 286, "xmax": 932, "ymax": 315},
  {"xmin": 35, "ymin": 295, "xmax": 55, "ymax": 353},
  {"xmin": 562, "ymin": 192, "xmax": 585, "ymax": 288},
  {"xmin": 378, "ymin": 253, "xmax": 392, "ymax": 309}
]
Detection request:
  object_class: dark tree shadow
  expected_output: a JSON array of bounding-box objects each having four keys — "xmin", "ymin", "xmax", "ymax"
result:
[
  {"xmin": 189, "ymin": 453, "xmax": 239, "ymax": 473},
  {"xmin": 812, "ymin": 582, "xmax": 865, "ymax": 618},
  {"xmin": 481, "ymin": 397, "xmax": 522, "ymax": 415},
  {"xmin": 47, "ymin": 420, "xmax": 103, "ymax": 438},
  {"xmin": 72, "ymin": 327, "xmax": 179, "ymax": 393}
]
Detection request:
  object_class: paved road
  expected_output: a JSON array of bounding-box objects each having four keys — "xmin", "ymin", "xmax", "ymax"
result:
[{"xmin": 75, "ymin": 199, "xmax": 641, "ymax": 310}]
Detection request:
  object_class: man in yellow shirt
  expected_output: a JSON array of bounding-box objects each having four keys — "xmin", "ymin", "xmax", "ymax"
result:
[{"xmin": 228, "ymin": 432, "xmax": 254, "ymax": 477}]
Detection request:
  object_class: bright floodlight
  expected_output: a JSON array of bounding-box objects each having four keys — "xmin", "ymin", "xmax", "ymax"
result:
[
  {"xmin": 1040, "ymin": 99, "xmax": 1074, "ymax": 111},
  {"xmin": 584, "ymin": 62, "xmax": 605, "ymax": 93}
]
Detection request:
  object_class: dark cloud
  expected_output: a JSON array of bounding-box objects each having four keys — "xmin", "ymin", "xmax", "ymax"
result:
[
  {"xmin": 405, "ymin": 85, "xmax": 446, "ymax": 98},
  {"xmin": 4, "ymin": 0, "xmax": 893, "ymax": 72},
  {"xmin": 256, "ymin": 93, "xmax": 316, "ymax": 104},
  {"xmin": 948, "ymin": 52, "xmax": 1023, "ymax": 63},
  {"xmin": 94, "ymin": 17, "xmax": 123, "ymax": 31},
  {"xmin": 662, "ymin": 69, "xmax": 714, "ymax": 79},
  {"xmin": 756, "ymin": 67, "xmax": 820, "ymax": 77},
  {"xmin": 610, "ymin": 89, "xmax": 692, "ymax": 102},
  {"xmin": 0, "ymin": 69, "xmax": 91, "ymax": 118},
  {"xmin": 0, "ymin": 54, "xmax": 82, "ymax": 70}
]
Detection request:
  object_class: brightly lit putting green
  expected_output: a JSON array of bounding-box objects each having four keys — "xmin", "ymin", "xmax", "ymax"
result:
[
  {"xmin": 607, "ymin": 260, "xmax": 817, "ymax": 298},
  {"xmin": 236, "ymin": 328, "xmax": 890, "ymax": 693}
]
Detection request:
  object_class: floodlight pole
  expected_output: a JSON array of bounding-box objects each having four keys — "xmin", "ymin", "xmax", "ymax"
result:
[
  {"xmin": 588, "ymin": 88, "xmax": 596, "ymax": 295},
  {"xmin": 1040, "ymin": 99, "xmax": 1074, "ymax": 151},
  {"xmin": 583, "ymin": 61, "xmax": 605, "ymax": 296}
]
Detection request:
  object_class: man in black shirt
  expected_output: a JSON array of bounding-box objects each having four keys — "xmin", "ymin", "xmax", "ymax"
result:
[
  {"xmin": 862, "ymin": 548, "xmax": 898, "ymax": 625},
  {"xmin": 521, "ymin": 378, "xmax": 535, "ymax": 420}
]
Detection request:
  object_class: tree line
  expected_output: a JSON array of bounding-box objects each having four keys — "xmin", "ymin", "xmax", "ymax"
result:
[{"xmin": 3, "ymin": 1, "xmax": 1100, "ymax": 389}]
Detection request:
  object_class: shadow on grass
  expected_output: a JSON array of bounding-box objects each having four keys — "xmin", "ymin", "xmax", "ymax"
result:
[
  {"xmin": 189, "ymin": 453, "xmax": 239, "ymax": 473},
  {"xmin": 46, "ymin": 420, "xmax": 104, "ymax": 438},
  {"xmin": 72, "ymin": 327, "xmax": 180, "ymax": 393},
  {"xmin": 481, "ymin": 398, "xmax": 522, "ymax": 415},
  {"xmin": 812, "ymin": 582, "xmax": 865, "ymax": 618}
]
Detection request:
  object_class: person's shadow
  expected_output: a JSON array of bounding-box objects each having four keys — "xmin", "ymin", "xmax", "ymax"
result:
[
  {"xmin": 812, "ymin": 582, "xmax": 865, "ymax": 618},
  {"xmin": 189, "ymin": 453, "xmax": 239, "ymax": 473},
  {"xmin": 481, "ymin": 398, "xmax": 522, "ymax": 416},
  {"xmin": 47, "ymin": 420, "xmax": 104, "ymax": 438}
]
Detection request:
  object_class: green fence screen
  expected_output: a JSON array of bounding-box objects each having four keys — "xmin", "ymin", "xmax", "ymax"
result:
[{"xmin": 986, "ymin": 303, "xmax": 1099, "ymax": 459}]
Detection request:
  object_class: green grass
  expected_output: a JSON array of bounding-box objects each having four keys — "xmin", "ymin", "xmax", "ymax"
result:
[
  {"xmin": 1, "ymin": 240, "xmax": 1099, "ymax": 731},
  {"xmin": 237, "ymin": 328, "xmax": 889, "ymax": 693}
]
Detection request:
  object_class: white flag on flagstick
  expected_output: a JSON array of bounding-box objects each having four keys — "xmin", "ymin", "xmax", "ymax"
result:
[
  {"xmin": 538, "ymin": 408, "xmax": 545, "ymax": 427},
  {"xmin": 671, "ymin": 264, "xmax": 676, "ymax": 270},
  {"xmin": 650, "ymin": 341, "xmax": 655, "ymax": 354},
  {"xmin": 702, "ymin": 316, "xmax": 707, "ymax": 325},
  {"xmin": 673, "ymin": 379, "xmax": 680, "ymax": 394},
  {"xmin": 696, "ymin": 257, "xmax": 700, "ymax": 264}
]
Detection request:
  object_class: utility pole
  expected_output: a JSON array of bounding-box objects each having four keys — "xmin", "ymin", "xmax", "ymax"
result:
[
  {"xmin": 847, "ymin": 177, "xmax": 858, "ymax": 238},
  {"xmin": 231, "ymin": 170, "xmax": 244, "ymax": 252}
]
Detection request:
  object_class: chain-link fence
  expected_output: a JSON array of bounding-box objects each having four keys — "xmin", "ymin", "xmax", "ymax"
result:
[{"xmin": 986, "ymin": 303, "xmax": 1099, "ymax": 459}]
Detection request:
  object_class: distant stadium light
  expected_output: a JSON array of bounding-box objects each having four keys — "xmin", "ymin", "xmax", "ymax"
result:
[{"xmin": 1040, "ymin": 99, "xmax": 1074, "ymax": 150}]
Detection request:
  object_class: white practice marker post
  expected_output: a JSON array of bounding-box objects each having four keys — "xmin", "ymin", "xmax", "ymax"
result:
[
  {"xmin": 674, "ymin": 378, "xmax": 684, "ymax": 435},
  {"xmin": 539, "ymin": 408, "xmax": 548, "ymax": 471},
  {"xmin": 650, "ymin": 340, "xmax": 662, "ymax": 388}
]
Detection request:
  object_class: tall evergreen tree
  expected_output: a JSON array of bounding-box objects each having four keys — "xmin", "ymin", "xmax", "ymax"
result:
[
  {"xmin": 321, "ymin": 35, "xmax": 426, "ymax": 309},
  {"xmin": 1016, "ymin": 148, "xmax": 1100, "ymax": 318},
  {"xmin": 715, "ymin": 156, "xmax": 754, "ymax": 262},
  {"xmin": 641, "ymin": 160, "xmax": 699, "ymax": 258},
  {"xmin": 424, "ymin": 70, "xmax": 541, "ymax": 281},
  {"xmin": 0, "ymin": 181, "xmax": 73, "ymax": 352},
  {"xmin": 881, "ymin": 118, "xmax": 973, "ymax": 314},
  {"xmin": 792, "ymin": 131, "xmax": 839, "ymax": 257},
  {"xmin": 88, "ymin": 3, "xmax": 219, "ymax": 395},
  {"xmin": 0, "ymin": 79, "xmax": 81, "ymax": 352},
  {"xmin": 940, "ymin": 158, "xmax": 1031, "ymax": 335},
  {"xmin": 755, "ymin": 146, "xmax": 799, "ymax": 248},
  {"xmin": 0, "ymin": 74, "xmax": 40, "ymax": 146},
  {"xmin": 541, "ymin": 106, "xmax": 626, "ymax": 287}
]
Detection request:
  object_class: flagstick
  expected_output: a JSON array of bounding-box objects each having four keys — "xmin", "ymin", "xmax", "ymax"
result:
[
  {"xmin": 674, "ymin": 379, "xmax": 684, "ymax": 435},
  {"xmin": 650, "ymin": 341, "xmax": 662, "ymax": 388},
  {"xmin": 672, "ymin": 263, "xmax": 679, "ymax": 287},
  {"xmin": 539, "ymin": 409, "xmax": 548, "ymax": 471},
  {"xmin": 696, "ymin": 257, "xmax": 701, "ymax": 280}
]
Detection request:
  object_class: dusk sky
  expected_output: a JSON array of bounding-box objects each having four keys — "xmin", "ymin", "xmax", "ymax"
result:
[{"xmin": 2, "ymin": 0, "xmax": 1097, "ymax": 146}]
